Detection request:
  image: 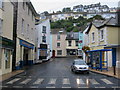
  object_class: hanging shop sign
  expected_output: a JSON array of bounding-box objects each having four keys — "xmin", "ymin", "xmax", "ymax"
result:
[{"xmin": 20, "ymin": 39, "xmax": 34, "ymax": 49}]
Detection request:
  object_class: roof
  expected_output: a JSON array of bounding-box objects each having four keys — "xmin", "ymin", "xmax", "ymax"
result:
[
  {"xmin": 85, "ymin": 17, "xmax": 120, "ymax": 34},
  {"xmin": 51, "ymin": 28, "xmax": 67, "ymax": 34}
]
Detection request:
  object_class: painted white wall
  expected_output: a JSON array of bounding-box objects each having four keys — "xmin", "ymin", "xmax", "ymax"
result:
[{"xmin": 35, "ymin": 19, "xmax": 52, "ymax": 60}]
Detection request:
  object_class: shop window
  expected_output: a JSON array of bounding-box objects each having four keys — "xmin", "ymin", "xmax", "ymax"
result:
[
  {"xmin": 57, "ymin": 50, "xmax": 62, "ymax": 55},
  {"xmin": 5, "ymin": 49, "xmax": 10, "ymax": 69}
]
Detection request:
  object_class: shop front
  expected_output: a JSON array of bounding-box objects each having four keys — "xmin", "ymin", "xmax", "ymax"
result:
[
  {"xmin": 66, "ymin": 49, "xmax": 78, "ymax": 55},
  {"xmin": 0, "ymin": 36, "xmax": 14, "ymax": 75},
  {"xmin": 16, "ymin": 39, "xmax": 34, "ymax": 70},
  {"xmin": 87, "ymin": 49, "xmax": 112, "ymax": 71}
]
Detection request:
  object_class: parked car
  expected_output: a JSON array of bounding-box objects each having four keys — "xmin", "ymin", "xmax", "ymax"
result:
[{"xmin": 71, "ymin": 59, "xmax": 89, "ymax": 74}]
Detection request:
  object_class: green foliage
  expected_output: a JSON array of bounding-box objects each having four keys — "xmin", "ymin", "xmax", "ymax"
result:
[
  {"xmin": 62, "ymin": 7, "xmax": 71, "ymax": 12},
  {"xmin": 50, "ymin": 15, "xmax": 104, "ymax": 32}
]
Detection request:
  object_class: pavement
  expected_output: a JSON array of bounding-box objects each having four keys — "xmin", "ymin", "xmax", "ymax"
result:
[
  {"xmin": 0, "ymin": 70, "xmax": 24, "ymax": 82},
  {"xmin": 90, "ymin": 67, "xmax": 120, "ymax": 79}
]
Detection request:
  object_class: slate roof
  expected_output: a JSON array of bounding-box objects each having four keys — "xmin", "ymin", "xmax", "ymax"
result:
[{"xmin": 51, "ymin": 28, "xmax": 67, "ymax": 34}]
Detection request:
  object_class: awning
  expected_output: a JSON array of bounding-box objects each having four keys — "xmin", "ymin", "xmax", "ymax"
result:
[{"xmin": 87, "ymin": 49, "xmax": 112, "ymax": 52}]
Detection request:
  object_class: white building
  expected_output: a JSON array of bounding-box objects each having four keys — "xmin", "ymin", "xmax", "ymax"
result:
[{"xmin": 35, "ymin": 19, "xmax": 52, "ymax": 63}]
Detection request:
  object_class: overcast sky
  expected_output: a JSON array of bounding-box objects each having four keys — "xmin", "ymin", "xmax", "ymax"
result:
[{"xmin": 31, "ymin": 0, "xmax": 120, "ymax": 13}]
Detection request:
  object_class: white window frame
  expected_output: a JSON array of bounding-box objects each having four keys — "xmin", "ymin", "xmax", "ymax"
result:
[{"xmin": 100, "ymin": 30, "xmax": 104, "ymax": 41}]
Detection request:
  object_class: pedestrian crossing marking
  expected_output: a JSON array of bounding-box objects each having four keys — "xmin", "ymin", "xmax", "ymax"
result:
[
  {"xmin": 78, "ymin": 87, "xmax": 88, "ymax": 88},
  {"xmin": 46, "ymin": 86, "xmax": 55, "ymax": 88},
  {"xmin": 62, "ymin": 86, "xmax": 71, "ymax": 88},
  {"xmin": 95, "ymin": 87, "xmax": 105, "ymax": 88},
  {"xmin": 12, "ymin": 86, "xmax": 23, "ymax": 88},
  {"xmin": 63, "ymin": 78, "xmax": 70, "ymax": 84},
  {"xmin": 20, "ymin": 79, "xmax": 31, "ymax": 84},
  {"xmin": 89, "ymin": 79, "xmax": 99, "ymax": 84},
  {"xmin": 33, "ymin": 78, "xmax": 44, "ymax": 85},
  {"xmin": 101, "ymin": 79, "xmax": 113, "ymax": 84},
  {"xmin": 7, "ymin": 78, "xmax": 21, "ymax": 84},
  {"xmin": 48, "ymin": 78, "xmax": 56, "ymax": 84},
  {"xmin": 76, "ymin": 78, "xmax": 85, "ymax": 85},
  {"xmin": 29, "ymin": 86, "xmax": 39, "ymax": 88}
]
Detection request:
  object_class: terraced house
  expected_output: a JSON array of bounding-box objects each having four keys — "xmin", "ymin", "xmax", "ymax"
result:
[
  {"xmin": 0, "ymin": 0, "xmax": 14, "ymax": 75},
  {"xmin": 12, "ymin": 1, "xmax": 38, "ymax": 70},
  {"xmin": 85, "ymin": 17, "xmax": 120, "ymax": 71}
]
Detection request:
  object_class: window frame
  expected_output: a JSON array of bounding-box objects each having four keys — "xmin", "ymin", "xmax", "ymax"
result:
[
  {"xmin": 92, "ymin": 32, "xmax": 95, "ymax": 43},
  {"xmin": 57, "ymin": 50, "xmax": 62, "ymax": 55},
  {"xmin": 100, "ymin": 30, "xmax": 104, "ymax": 41},
  {"xmin": 57, "ymin": 42, "xmax": 60, "ymax": 47},
  {"xmin": 42, "ymin": 26, "xmax": 46, "ymax": 33},
  {"xmin": 68, "ymin": 40, "xmax": 72, "ymax": 46}
]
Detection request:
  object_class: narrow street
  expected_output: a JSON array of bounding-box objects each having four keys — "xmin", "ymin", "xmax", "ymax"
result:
[{"xmin": 1, "ymin": 57, "xmax": 120, "ymax": 88}]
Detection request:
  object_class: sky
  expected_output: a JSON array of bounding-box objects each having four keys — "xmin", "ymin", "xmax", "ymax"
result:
[{"xmin": 31, "ymin": 0, "xmax": 120, "ymax": 13}]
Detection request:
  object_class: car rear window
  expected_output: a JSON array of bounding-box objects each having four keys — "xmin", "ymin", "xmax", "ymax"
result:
[{"xmin": 74, "ymin": 61, "xmax": 86, "ymax": 65}]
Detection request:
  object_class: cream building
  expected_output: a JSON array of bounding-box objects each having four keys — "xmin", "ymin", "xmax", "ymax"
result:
[
  {"xmin": 13, "ymin": 1, "xmax": 38, "ymax": 70},
  {"xmin": 86, "ymin": 17, "xmax": 120, "ymax": 69},
  {"xmin": 0, "ymin": 0, "xmax": 14, "ymax": 75},
  {"xmin": 51, "ymin": 29, "xmax": 67, "ymax": 57},
  {"xmin": 66, "ymin": 32, "xmax": 79, "ymax": 56}
]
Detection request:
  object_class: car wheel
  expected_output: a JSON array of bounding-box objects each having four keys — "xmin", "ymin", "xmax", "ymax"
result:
[{"xmin": 87, "ymin": 72, "xmax": 89, "ymax": 74}]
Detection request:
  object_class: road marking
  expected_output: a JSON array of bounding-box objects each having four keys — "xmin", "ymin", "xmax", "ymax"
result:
[
  {"xmin": 89, "ymin": 79, "xmax": 99, "ymax": 84},
  {"xmin": 29, "ymin": 86, "xmax": 39, "ymax": 88},
  {"xmin": 101, "ymin": 79, "xmax": 113, "ymax": 84},
  {"xmin": 76, "ymin": 78, "xmax": 85, "ymax": 85},
  {"xmin": 63, "ymin": 78, "xmax": 70, "ymax": 84},
  {"xmin": 95, "ymin": 87, "xmax": 105, "ymax": 88},
  {"xmin": 62, "ymin": 86, "xmax": 71, "ymax": 88},
  {"xmin": 46, "ymin": 86, "xmax": 55, "ymax": 88},
  {"xmin": 48, "ymin": 78, "xmax": 56, "ymax": 84},
  {"xmin": 33, "ymin": 78, "xmax": 44, "ymax": 85},
  {"xmin": 20, "ymin": 79, "xmax": 31, "ymax": 84},
  {"xmin": 78, "ymin": 87, "xmax": 88, "ymax": 88},
  {"xmin": 12, "ymin": 86, "xmax": 23, "ymax": 88},
  {"xmin": 7, "ymin": 78, "xmax": 21, "ymax": 84}
]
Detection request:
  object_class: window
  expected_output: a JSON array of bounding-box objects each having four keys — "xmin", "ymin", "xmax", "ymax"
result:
[
  {"xmin": 57, "ymin": 34, "xmax": 60, "ymax": 40},
  {"xmin": 42, "ymin": 26, "xmax": 46, "ymax": 33},
  {"xmin": 5, "ymin": 49, "xmax": 10, "ymax": 69},
  {"xmin": 0, "ymin": 19, "xmax": 3, "ymax": 34},
  {"xmin": 27, "ymin": 24, "xmax": 29, "ymax": 38},
  {"xmin": 0, "ymin": 49, "xmax": 2, "ymax": 69},
  {"xmin": 23, "ymin": 2, "xmax": 25, "ymax": 10},
  {"xmin": 68, "ymin": 40, "xmax": 72, "ymax": 46},
  {"xmin": 92, "ymin": 32, "xmax": 95, "ymax": 42},
  {"xmin": 42, "ymin": 35, "xmax": 46, "ymax": 43},
  {"xmin": 76, "ymin": 40, "xmax": 78, "ymax": 46},
  {"xmin": 100, "ymin": 30, "xmax": 104, "ymax": 40},
  {"xmin": 21, "ymin": 19, "xmax": 24, "ymax": 34},
  {"xmin": 57, "ymin": 43, "xmax": 60, "ymax": 47},
  {"xmin": 0, "ymin": 0, "xmax": 2, "ymax": 8},
  {"xmin": 57, "ymin": 50, "xmax": 62, "ymax": 55},
  {"xmin": 28, "ymin": 7, "xmax": 30, "ymax": 15}
]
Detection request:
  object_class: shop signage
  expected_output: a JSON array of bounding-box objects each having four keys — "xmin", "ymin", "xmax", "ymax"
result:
[
  {"xmin": 0, "ymin": 36, "xmax": 14, "ymax": 49},
  {"xmin": 20, "ymin": 39, "xmax": 34, "ymax": 49}
]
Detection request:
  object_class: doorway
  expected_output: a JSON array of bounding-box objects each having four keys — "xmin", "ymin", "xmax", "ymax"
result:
[{"xmin": 23, "ymin": 47, "xmax": 29, "ymax": 66}]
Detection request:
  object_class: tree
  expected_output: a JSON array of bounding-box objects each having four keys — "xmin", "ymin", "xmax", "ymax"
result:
[{"xmin": 62, "ymin": 7, "xmax": 71, "ymax": 12}]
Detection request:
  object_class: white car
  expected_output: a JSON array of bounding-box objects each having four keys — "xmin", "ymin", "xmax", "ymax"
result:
[{"xmin": 71, "ymin": 59, "xmax": 89, "ymax": 74}]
